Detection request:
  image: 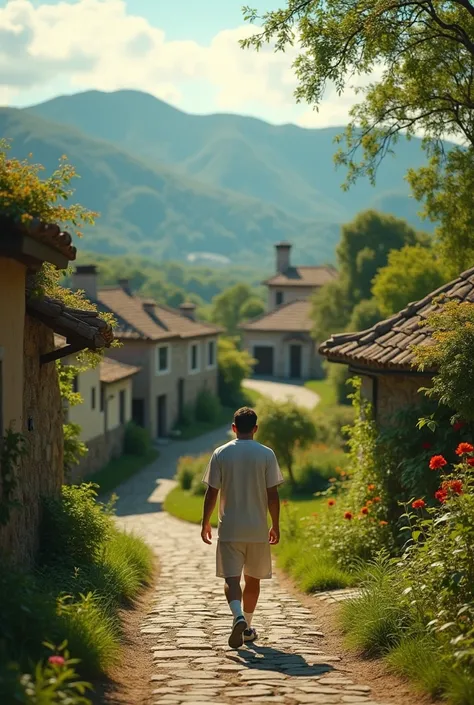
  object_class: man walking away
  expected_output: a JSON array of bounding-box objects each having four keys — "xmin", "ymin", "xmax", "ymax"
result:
[{"xmin": 201, "ymin": 407, "xmax": 284, "ymax": 649}]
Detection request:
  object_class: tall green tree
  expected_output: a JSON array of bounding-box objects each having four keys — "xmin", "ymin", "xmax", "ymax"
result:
[
  {"xmin": 210, "ymin": 283, "xmax": 264, "ymax": 335},
  {"xmin": 372, "ymin": 245, "xmax": 449, "ymax": 316},
  {"xmin": 242, "ymin": 1, "xmax": 474, "ymax": 271}
]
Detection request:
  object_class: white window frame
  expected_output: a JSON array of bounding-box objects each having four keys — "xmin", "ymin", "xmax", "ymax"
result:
[
  {"xmin": 206, "ymin": 339, "xmax": 217, "ymax": 370},
  {"xmin": 188, "ymin": 342, "xmax": 200, "ymax": 375},
  {"xmin": 156, "ymin": 343, "xmax": 171, "ymax": 376}
]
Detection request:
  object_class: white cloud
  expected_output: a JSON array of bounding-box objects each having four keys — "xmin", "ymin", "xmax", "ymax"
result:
[{"xmin": 0, "ymin": 0, "xmax": 363, "ymax": 126}]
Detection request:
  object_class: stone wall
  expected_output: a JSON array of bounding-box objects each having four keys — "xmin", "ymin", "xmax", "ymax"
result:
[
  {"xmin": 376, "ymin": 373, "xmax": 433, "ymax": 425},
  {"xmin": 69, "ymin": 424, "xmax": 125, "ymax": 483},
  {"xmin": 0, "ymin": 315, "xmax": 63, "ymax": 566}
]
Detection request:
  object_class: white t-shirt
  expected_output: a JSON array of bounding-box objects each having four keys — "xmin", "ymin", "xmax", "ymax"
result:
[{"xmin": 202, "ymin": 439, "xmax": 284, "ymax": 543}]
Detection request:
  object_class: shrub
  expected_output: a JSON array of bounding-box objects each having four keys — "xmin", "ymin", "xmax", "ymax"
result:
[
  {"xmin": 218, "ymin": 337, "xmax": 255, "ymax": 406},
  {"xmin": 327, "ymin": 363, "xmax": 352, "ymax": 405},
  {"xmin": 312, "ymin": 404, "xmax": 354, "ymax": 448},
  {"xmin": 385, "ymin": 635, "xmax": 446, "ymax": 697},
  {"xmin": 123, "ymin": 422, "xmax": 152, "ymax": 456},
  {"xmin": 195, "ymin": 388, "xmax": 221, "ymax": 423},
  {"xmin": 176, "ymin": 454, "xmax": 208, "ymax": 496},
  {"xmin": 292, "ymin": 445, "xmax": 349, "ymax": 495},
  {"xmin": 40, "ymin": 484, "xmax": 112, "ymax": 567}
]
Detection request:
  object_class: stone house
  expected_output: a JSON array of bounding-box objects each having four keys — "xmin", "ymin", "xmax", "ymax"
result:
[
  {"xmin": 241, "ymin": 242, "xmax": 337, "ymax": 379},
  {"xmin": 0, "ymin": 218, "xmax": 113, "ymax": 565},
  {"xmin": 56, "ymin": 335, "xmax": 139, "ymax": 480},
  {"xmin": 72, "ymin": 266, "xmax": 222, "ymax": 438},
  {"xmin": 319, "ymin": 266, "xmax": 474, "ymax": 424}
]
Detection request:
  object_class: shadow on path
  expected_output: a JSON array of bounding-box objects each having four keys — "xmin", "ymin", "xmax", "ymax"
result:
[{"xmin": 227, "ymin": 642, "xmax": 335, "ymax": 677}]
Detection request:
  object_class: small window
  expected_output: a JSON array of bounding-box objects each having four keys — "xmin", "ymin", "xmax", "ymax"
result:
[
  {"xmin": 119, "ymin": 390, "xmax": 126, "ymax": 425},
  {"xmin": 156, "ymin": 344, "xmax": 170, "ymax": 374},
  {"xmin": 276, "ymin": 291, "xmax": 284, "ymax": 306},
  {"xmin": 100, "ymin": 383, "xmax": 105, "ymax": 412},
  {"xmin": 72, "ymin": 374, "xmax": 79, "ymax": 394},
  {"xmin": 189, "ymin": 343, "xmax": 199, "ymax": 373},
  {"xmin": 207, "ymin": 340, "xmax": 215, "ymax": 368},
  {"xmin": 91, "ymin": 386, "xmax": 96, "ymax": 410}
]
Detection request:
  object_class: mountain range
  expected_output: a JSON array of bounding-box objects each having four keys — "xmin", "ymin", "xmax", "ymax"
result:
[{"xmin": 0, "ymin": 89, "xmax": 437, "ymax": 265}]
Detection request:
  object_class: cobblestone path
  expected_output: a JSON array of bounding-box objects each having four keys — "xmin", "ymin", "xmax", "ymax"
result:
[{"xmin": 117, "ymin": 508, "xmax": 389, "ymax": 705}]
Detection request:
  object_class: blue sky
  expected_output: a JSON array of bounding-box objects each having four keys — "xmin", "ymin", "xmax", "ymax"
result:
[{"xmin": 0, "ymin": 0, "xmax": 361, "ymax": 127}]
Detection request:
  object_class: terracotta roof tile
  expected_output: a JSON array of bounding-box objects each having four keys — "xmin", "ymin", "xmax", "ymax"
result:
[
  {"xmin": 264, "ymin": 266, "xmax": 338, "ymax": 288},
  {"xmin": 319, "ymin": 266, "xmax": 474, "ymax": 371},
  {"xmin": 97, "ymin": 287, "xmax": 221, "ymax": 341},
  {"xmin": 1, "ymin": 215, "xmax": 77, "ymax": 261},
  {"xmin": 240, "ymin": 299, "xmax": 313, "ymax": 333},
  {"xmin": 100, "ymin": 357, "xmax": 141, "ymax": 384}
]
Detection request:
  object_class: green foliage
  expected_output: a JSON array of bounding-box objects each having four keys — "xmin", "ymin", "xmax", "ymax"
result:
[
  {"xmin": 239, "ymin": 296, "xmax": 265, "ymax": 321},
  {"xmin": 163, "ymin": 485, "xmax": 218, "ymax": 526},
  {"xmin": 414, "ymin": 300, "xmax": 474, "ymax": 420},
  {"xmin": 63, "ymin": 423, "xmax": 87, "ymax": 475},
  {"xmin": 326, "ymin": 364, "xmax": 352, "ymax": 406},
  {"xmin": 123, "ymin": 422, "xmax": 152, "ymax": 457},
  {"xmin": 312, "ymin": 403, "xmax": 355, "ymax": 448},
  {"xmin": 40, "ymin": 484, "xmax": 112, "ymax": 566},
  {"xmin": 311, "ymin": 210, "xmax": 428, "ymax": 341},
  {"xmin": 210, "ymin": 283, "xmax": 261, "ymax": 336},
  {"xmin": 194, "ymin": 388, "xmax": 222, "ymax": 424},
  {"xmin": 218, "ymin": 337, "xmax": 255, "ymax": 407},
  {"xmin": 385, "ymin": 635, "xmax": 447, "ymax": 697},
  {"xmin": 372, "ymin": 244, "xmax": 449, "ymax": 317},
  {"xmin": 176, "ymin": 454, "xmax": 208, "ymax": 497},
  {"xmin": 289, "ymin": 445, "xmax": 349, "ymax": 495},
  {"xmin": 86, "ymin": 449, "xmax": 158, "ymax": 496},
  {"xmin": 0, "ymin": 430, "xmax": 27, "ymax": 526},
  {"xmin": 256, "ymin": 399, "xmax": 317, "ymax": 487},
  {"xmin": 241, "ymin": 0, "xmax": 473, "ymax": 270}
]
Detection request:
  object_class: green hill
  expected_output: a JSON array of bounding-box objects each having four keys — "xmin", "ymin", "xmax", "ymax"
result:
[
  {"xmin": 0, "ymin": 107, "xmax": 339, "ymax": 264},
  {"xmin": 26, "ymin": 89, "xmax": 434, "ymax": 226}
]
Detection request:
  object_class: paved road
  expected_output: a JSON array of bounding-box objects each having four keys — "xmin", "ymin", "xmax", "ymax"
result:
[
  {"xmin": 113, "ymin": 427, "xmax": 388, "ymax": 705},
  {"xmin": 243, "ymin": 379, "xmax": 320, "ymax": 409}
]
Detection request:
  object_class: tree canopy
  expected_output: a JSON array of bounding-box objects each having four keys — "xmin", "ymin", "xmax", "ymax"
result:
[{"xmin": 242, "ymin": 1, "xmax": 474, "ymax": 271}]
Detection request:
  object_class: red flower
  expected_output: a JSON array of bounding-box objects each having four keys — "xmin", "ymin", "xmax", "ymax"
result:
[
  {"xmin": 467, "ymin": 458, "xmax": 474, "ymax": 467},
  {"xmin": 282, "ymin": 500, "xmax": 289, "ymax": 506},
  {"xmin": 412, "ymin": 499, "xmax": 426, "ymax": 509},
  {"xmin": 361, "ymin": 506, "xmax": 369, "ymax": 515},
  {"xmin": 422, "ymin": 441, "xmax": 432, "ymax": 450},
  {"xmin": 373, "ymin": 496, "xmax": 381, "ymax": 503},
  {"xmin": 442, "ymin": 479, "xmax": 463, "ymax": 495},
  {"xmin": 366, "ymin": 500, "xmax": 373, "ymax": 507},
  {"xmin": 453, "ymin": 421, "xmax": 466, "ymax": 432},
  {"xmin": 456, "ymin": 442, "xmax": 474, "ymax": 456},
  {"xmin": 344, "ymin": 511, "xmax": 353, "ymax": 520},
  {"xmin": 435, "ymin": 489, "xmax": 448, "ymax": 503},
  {"xmin": 48, "ymin": 656, "xmax": 65, "ymax": 667},
  {"xmin": 367, "ymin": 484, "xmax": 376, "ymax": 492},
  {"xmin": 379, "ymin": 520, "xmax": 388, "ymax": 526},
  {"xmin": 328, "ymin": 499, "xmax": 336, "ymax": 507},
  {"xmin": 429, "ymin": 455, "xmax": 448, "ymax": 470}
]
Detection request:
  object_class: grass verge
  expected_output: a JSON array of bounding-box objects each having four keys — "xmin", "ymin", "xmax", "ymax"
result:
[
  {"xmin": 87, "ymin": 449, "xmax": 158, "ymax": 495},
  {"xmin": 304, "ymin": 378, "xmax": 337, "ymax": 408},
  {"xmin": 175, "ymin": 407, "xmax": 233, "ymax": 440},
  {"xmin": 164, "ymin": 485, "xmax": 217, "ymax": 526}
]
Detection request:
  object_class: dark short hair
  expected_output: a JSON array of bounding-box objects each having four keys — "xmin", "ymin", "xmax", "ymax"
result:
[{"xmin": 233, "ymin": 407, "xmax": 258, "ymax": 433}]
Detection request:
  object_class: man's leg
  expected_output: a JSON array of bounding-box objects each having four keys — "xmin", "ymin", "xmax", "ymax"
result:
[
  {"xmin": 224, "ymin": 576, "xmax": 243, "ymax": 618},
  {"xmin": 243, "ymin": 574, "xmax": 260, "ymax": 628},
  {"xmin": 217, "ymin": 542, "xmax": 247, "ymax": 648}
]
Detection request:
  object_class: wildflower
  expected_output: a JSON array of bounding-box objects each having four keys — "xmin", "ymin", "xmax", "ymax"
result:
[
  {"xmin": 429, "ymin": 455, "xmax": 448, "ymax": 470},
  {"xmin": 328, "ymin": 499, "xmax": 336, "ymax": 507},
  {"xmin": 435, "ymin": 489, "xmax": 448, "ymax": 503},
  {"xmin": 453, "ymin": 421, "xmax": 466, "ymax": 432},
  {"xmin": 379, "ymin": 520, "xmax": 388, "ymax": 526},
  {"xmin": 367, "ymin": 484, "xmax": 376, "ymax": 492},
  {"xmin": 422, "ymin": 441, "xmax": 432, "ymax": 450},
  {"xmin": 373, "ymin": 496, "xmax": 381, "ymax": 503},
  {"xmin": 442, "ymin": 479, "xmax": 463, "ymax": 495},
  {"xmin": 456, "ymin": 442, "xmax": 474, "ymax": 456},
  {"xmin": 329, "ymin": 477, "xmax": 337, "ymax": 483},
  {"xmin": 282, "ymin": 500, "xmax": 289, "ymax": 506},
  {"xmin": 48, "ymin": 656, "xmax": 65, "ymax": 667},
  {"xmin": 344, "ymin": 511, "xmax": 353, "ymax": 520},
  {"xmin": 366, "ymin": 500, "xmax": 373, "ymax": 506},
  {"xmin": 467, "ymin": 458, "xmax": 474, "ymax": 467},
  {"xmin": 412, "ymin": 499, "xmax": 426, "ymax": 509},
  {"xmin": 361, "ymin": 507, "xmax": 369, "ymax": 515},
  {"xmin": 339, "ymin": 471, "xmax": 347, "ymax": 477}
]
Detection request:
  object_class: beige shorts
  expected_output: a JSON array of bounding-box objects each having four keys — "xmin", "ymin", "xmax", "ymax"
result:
[{"xmin": 216, "ymin": 541, "xmax": 272, "ymax": 580}]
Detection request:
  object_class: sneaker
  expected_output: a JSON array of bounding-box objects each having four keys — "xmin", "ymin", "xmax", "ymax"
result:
[
  {"xmin": 228, "ymin": 615, "xmax": 247, "ymax": 649},
  {"xmin": 244, "ymin": 627, "xmax": 258, "ymax": 643}
]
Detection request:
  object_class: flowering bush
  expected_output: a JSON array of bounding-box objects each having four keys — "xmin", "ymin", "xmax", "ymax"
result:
[{"xmin": 19, "ymin": 643, "xmax": 92, "ymax": 704}]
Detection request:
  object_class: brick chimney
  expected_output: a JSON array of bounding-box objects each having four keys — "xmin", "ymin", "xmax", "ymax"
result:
[
  {"xmin": 179, "ymin": 302, "xmax": 196, "ymax": 321},
  {"xmin": 275, "ymin": 242, "xmax": 291, "ymax": 273},
  {"xmin": 73, "ymin": 264, "xmax": 98, "ymax": 300}
]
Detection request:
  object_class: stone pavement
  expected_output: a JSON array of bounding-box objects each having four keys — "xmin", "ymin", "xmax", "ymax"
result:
[{"xmin": 117, "ymin": 511, "xmax": 388, "ymax": 705}]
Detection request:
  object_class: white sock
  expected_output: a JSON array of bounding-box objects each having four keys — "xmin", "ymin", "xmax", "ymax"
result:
[
  {"xmin": 229, "ymin": 600, "xmax": 244, "ymax": 620},
  {"xmin": 244, "ymin": 611, "xmax": 254, "ymax": 627}
]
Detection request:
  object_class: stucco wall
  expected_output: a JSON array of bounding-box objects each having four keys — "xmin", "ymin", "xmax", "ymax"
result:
[
  {"xmin": 70, "ymin": 365, "xmax": 103, "ymax": 442},
  {"xmin": 267, "ymin": 285, "xmax": 316, "ymax": 310},
  {"xmin": 107, "ymin": 336, "xmax": 218, "ymax": 436},
  {"xmin": 0, "ymin": 315, "xmax": 63, "ymax": 566},
  {"xmin": 376, "ymin": 373, "xmax": 433, "ymax": 425},
  {"xmin": 0, "ymin": 257, "xmax": 26, "ymax": 431},
  {"xmin": 242, "ymin": 331, "xmax": 323, "ymax": 379},
  {"xmin": 106, "ymin": 378, "xmax": 133, "ymax": 431}
]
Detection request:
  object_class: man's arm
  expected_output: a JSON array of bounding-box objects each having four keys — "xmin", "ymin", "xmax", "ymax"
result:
[
  {"xmin": 267, "ymin": 485, "xmax": 280, "ymax": 545},
  {"xmin": 201, "ymin": 486, "xmax": 219, "ymax": 544}
]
